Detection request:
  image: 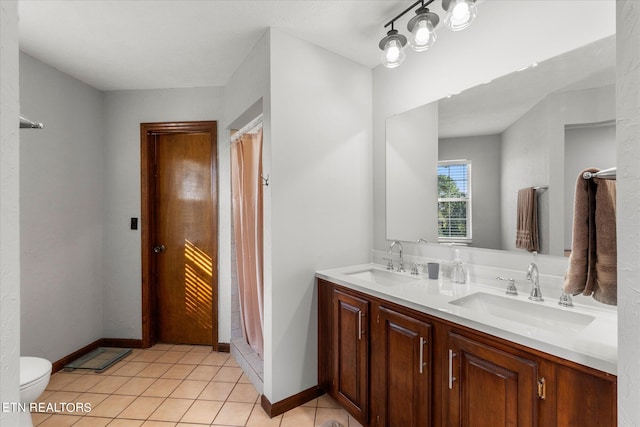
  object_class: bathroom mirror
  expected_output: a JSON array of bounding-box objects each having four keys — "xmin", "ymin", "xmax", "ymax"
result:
[{"xmin": 385, "ymin": 35, "xmax": 616, "ymax": 256}]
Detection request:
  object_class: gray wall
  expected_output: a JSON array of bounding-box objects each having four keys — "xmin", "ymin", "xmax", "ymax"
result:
[
  {"xmin": 0, "ymin": 1, "xmax": 21, "ymax": 423},
  {"xmin": 439, "ymin": 134, "xmax": 502, "ymax": 250},
  {"xmin": 564, "ymin": 124, "xmax": 616, "ymax": 249},
  {"xmin": 102, "ymin": 87, "xmax": 225, "ymax": 340},
  {"xmin": 19, "ymin": 52, "xmax": 105, "ymax": 362}
]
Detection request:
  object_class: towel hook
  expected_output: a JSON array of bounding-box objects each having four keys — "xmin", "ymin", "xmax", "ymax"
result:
[{"xmin": 261, "ymin": 174, "xmax": 270, "ymax": 186}]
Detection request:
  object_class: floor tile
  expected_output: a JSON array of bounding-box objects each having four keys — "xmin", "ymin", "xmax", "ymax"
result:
[
  {"xmin": 63, "ymin": 374, "xmax": 104, "ymax": 392},
  {"xmin": 86, "ymin": 394, "xmax": 137, "ymax": 418},
  {"xmin": 130, "ymin": 350, "xmax": 164, "ymax": 363},
  {"xmin": 37, "ymin": 414, "xmax": 82, "ymax": 426},
  {"xmin": 115, "ymin": 377, "xmax": 157, "ymax": 396},
  {"xmin": 161, "ymin": 364, "xmax": 196, "ymax": 380},
  {"xmin": 150, "ymin": 343, "xmax": 175, "ymax": 351},
  {"xmin": 40, "ymin": 390, "xmax": 82, "ymax": 405},
  {"xmin": 118, "ymin": 396, "xmax": 165, "ymax": 420},
  {"xmin": 154, "ymin": 351, "xmax": 187, "ymax": 364},
  {"xmin": 148, "ymin": 398, "xmax": 194, "ymax": 422},
  {"xmin": 107, "ymin": 419, "xmax": 144, "ymax": 426},
  {"xmin": 186, "ymin": 364, "xmax": 220, "ymax": 381},
  {"xmin": 141, "ymin": 421, "xmax": 178, "ymax": 427},
  {"xmin": 227, "ymin": 383, "xmax": 259, "ymax": 403},
  {"xmin": 88, "ymin": 375, "xmax": 131, "ymax": 394},
  {"xmin": 280, "ymin": 406, "xmax": 316, "ymax": 427},
  {"xmin": 317, "ymin": 394, "xmax": 342, "ymax": 408},
  {"xmin": 198, "ymin": 381, "xmax": 235, "ymax": 401},
  {"xmin": 179, "ymin": 400, "xmax": 223, "ymax": 424},
  {"xmin": 111, "ymin": 362, "xmax": 150, "ymax": 377},
  {"xmin": 142, "ymin": 378, "xmax": 183, "ymax": 397},
  {"xmin": 169, "ymin": 380, "xmax": 208, "ymax": 399},
  {"xmin": 73, "ymin": 416, "xmax": 112, "ymax": 426},
  {"xmin": 137, "ymin": 363, "xmax": 173, "ymax": 378},
  {"xmin": 177, "ymin": 352, "xmax": 208, "ymax": 365},
  {"xmin": 46, "ymin": 372, "xmax": 80, "ymax": 390},
  {"xmin": 199, "ymin": 352, "xmax": 230, "ymax": 366},
  {"xmin": 189, "ymin": 345, "xmax": 214, "ymax": 353},
  {"xmin": 212, "ymin": 367, "xmax": 243, "ymax": 383},
  {"xmin": 76, "ymin": 392, "xmax": 110, "ymax": 409},
  {"xmin": 31, "ymin": 411, "xmax": 52, "ymax": 425},
  {"xmin": 314, "ymin": 407, "xmax": 349, "ymax": 426},
  {"xmin": 212, "ymin": 401, "xmax": 253, "ymax": 426},
  {"xmin": 246, "ymin": 403, "xmax": 282, "ymax": 427}
]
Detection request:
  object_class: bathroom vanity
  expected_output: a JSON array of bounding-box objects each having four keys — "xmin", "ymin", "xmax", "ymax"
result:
[{"xmin": 316, "ymin": 264, "xmax": 617, "ymax": 427}]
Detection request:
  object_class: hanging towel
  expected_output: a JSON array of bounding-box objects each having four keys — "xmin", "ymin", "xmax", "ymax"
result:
[
  {"xmin": 515, "ymin": 187, "xmax": 539, "ymax": 252},
  {"xmin": 563, "ymin": 168, "xmax": 617, "ymax": 305}
]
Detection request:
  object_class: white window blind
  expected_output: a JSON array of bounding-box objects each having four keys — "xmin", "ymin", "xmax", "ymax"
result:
[{"xmin": 438, "ymin": 160, "xmax": 472, "ymax": 241}]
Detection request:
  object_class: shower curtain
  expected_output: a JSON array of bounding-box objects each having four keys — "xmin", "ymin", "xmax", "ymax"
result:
[{"xmin": 231, "ymin": 128, "xmax": 264, "ymax": 357}]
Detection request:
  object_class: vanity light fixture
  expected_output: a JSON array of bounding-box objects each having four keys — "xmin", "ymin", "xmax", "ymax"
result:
[
  {"xmin": 379, "ymin": 0, "xmax": 478, "ymax": 68},
  {"xmin": 379, "ymin": 25, "xmax": 408, "ymax": 68}
]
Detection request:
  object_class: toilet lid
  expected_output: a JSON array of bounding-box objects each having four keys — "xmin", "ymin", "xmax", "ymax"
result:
[{"xmin": 20, "ymin": 357, "xmax": 52, "ymax": 387}]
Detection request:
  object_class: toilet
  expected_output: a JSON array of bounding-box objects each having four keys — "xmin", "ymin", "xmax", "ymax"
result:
[{"xmin": 19, "ymin": 357, "xmax": 52, "ymax": 427}]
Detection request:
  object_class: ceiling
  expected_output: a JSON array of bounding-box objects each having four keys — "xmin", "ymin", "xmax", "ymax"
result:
[
  {"xmin": 438, "ymin": 35, "xmax": 616, "ymax": 139},
  {"xmin": 18, "ymin": 0, "xmax": 422, "ymax": 91}
]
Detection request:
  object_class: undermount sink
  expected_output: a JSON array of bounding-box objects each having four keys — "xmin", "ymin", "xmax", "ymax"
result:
[
  {"xmin": 346, "ymin": 268, "xmax": 419, "ymax": 287},
  {"xmin": 449, "ymin": 292, "xmax": 595, "ymax": 333}
]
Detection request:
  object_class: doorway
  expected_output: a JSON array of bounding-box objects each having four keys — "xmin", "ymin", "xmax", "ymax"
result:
[{"xmin": 140, "ymin": 121, "xmax": 218, "ymax": 349}]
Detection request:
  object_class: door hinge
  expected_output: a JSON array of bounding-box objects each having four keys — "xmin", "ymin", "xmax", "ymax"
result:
[
  {"xmin": 537, "ymin": 378, "xmax": 546, "ymax": 400},
  {"xmin": 376, "ymin": 313, "xmax": 380, "ymax": 324}
]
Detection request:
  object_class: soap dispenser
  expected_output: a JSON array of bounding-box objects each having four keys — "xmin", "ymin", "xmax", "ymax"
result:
[{"xmin": 451, "ymin": 248, "xmax": 466, "ymax": 284}]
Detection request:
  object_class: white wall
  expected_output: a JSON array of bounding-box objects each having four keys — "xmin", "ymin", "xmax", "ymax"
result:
[
  {"xmin": 223, "ymin": 31, "xmax": 271, "ymax": 358},
  {"xmin": 617, "ymin": 1, "xmax": 640, "ymax": 424},
  {"xmin": 386, "ymin": 103, "xmax": 439, "ymax": 243},
  {"xmin": 439, "ymin": 134, "xmax": 501, "ymax": 250},
  {"xmin": 268, "ymin": 28, "xmax": 372, "ymax": 403},
  {"xmin": 19, "ymin": 53, "xmax": 105, "ymax": 362},
  {"xmin": 0, "ymin": 1, "xmax": 21, "ymax": 424},
  {"xmin": 102, "ymin": 87, "xmax": 225, "ymax": 339},
  {"xmin": 373, "ymin": 0, "xmax": 616, "ymax": 253}
]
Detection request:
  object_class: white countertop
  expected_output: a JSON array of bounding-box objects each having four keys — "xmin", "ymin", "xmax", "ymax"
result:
[{"xmin": 316, "ymin": 263, "xmax": 617, "ymax": 375}]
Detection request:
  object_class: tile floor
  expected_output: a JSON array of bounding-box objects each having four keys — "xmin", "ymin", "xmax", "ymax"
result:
[{"xmin": 34, "ymin": 344, "xmax": 362, "ymax": 427}]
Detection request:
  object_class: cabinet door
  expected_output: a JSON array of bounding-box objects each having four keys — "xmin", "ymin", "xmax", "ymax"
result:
[
  {"xmin": 447, "ymin": 332, "xmax": 538, "ymax": 427},
  {"xmin": 332, "ymin": 289, "xmax": 369, "ymax": 424},
  {"xmin": 377, "ymin": 306, "xmax": 431, "ymax": 427}
]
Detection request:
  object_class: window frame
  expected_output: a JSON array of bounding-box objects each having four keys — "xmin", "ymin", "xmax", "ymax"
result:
[{"xmin": 437, "ymin": 159, "xmax": 472, "ymax": 243}]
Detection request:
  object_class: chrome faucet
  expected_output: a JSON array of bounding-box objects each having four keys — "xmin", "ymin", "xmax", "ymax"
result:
[
  {"xmin": 388, "ymin": 241, "xmax": 405, "ymax": 272},
  {"xmin": 527, "ymin": 262, "xmax": 543, "ymax": 302}
]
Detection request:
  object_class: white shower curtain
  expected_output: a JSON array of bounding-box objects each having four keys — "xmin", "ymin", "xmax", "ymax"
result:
[{"xmin": 231, "ymin": 128, "xmax": 264, "ymax": 357}]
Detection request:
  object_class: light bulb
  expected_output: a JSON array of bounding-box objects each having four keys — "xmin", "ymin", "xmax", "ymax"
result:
[
  {"xmin": 409, "ymin": 17, "xmax": 437, "ymax": 52},
  {"xmin": 382, "ymin": 39, "xmax": 405, "ymax": 68},
  {"xmin": 444, "ymin": 0, "xmax": 477, "ymax": 31},
  {"xmin": 378, "ymin": 29, "xmax": 407, "ymax": 68}
]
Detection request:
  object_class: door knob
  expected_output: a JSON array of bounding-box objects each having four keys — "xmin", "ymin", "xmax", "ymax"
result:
[{"xmin": 153, "ymin": 244, "xmax": 166, "ymax": 253}]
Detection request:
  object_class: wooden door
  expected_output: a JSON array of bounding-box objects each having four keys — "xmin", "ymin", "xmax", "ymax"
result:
[
  {"xmin": 332, "ymin": 289, "xmax": 369, "ymax": 425},
  {"xmin": 376, "ymin": 306, "xmax": 431, "ymax": 427},
  {"xmin": 140, "ymin": 121, "xmax": 218, "ymax": 348},
  {"xmin": 447, "ymin": 332, "xmax": 538, "ymax": 427}
]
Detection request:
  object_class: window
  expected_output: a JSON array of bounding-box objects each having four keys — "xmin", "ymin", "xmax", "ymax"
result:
[{"xmin": 438, "ymin": 160, "xmax": 472, "ymax": 241}]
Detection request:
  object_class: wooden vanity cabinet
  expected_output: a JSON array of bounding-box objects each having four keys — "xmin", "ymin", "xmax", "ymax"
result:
[
  {"xmin": 317, "ymin": 279, "xmax": 617, "ymax": 427},
  {"xmin": 331, "ymin": 289, "xmax": 370, "ymax": 424},
  {"xmin": 373, "ymin": 306, "xmax": 432, "ymax": 427},
  {"xmin": 446, "ymin": 332, "xmax": 538, "ymax": 427}
]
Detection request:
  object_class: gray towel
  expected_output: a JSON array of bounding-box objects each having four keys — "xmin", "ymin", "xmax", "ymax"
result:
[
  {"xmin": 515, "ymin": 187, "xmax": 539, "ymax": 252},
  {"xmin": 563, "ymin": 168, "xmax": 617, "ymax": 305}
]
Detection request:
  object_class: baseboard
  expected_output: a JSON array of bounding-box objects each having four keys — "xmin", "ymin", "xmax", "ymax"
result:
[
  {"xmin": 260, "ymin": 386, "xmax": 323, "ymax": 418},
  {"xmin": 217, "ymin": 342, "xmax": 230, "ymax": 353},
  {"xmin": 51, "ymin": 338, "xmax": 144, "ymax": 374}
]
